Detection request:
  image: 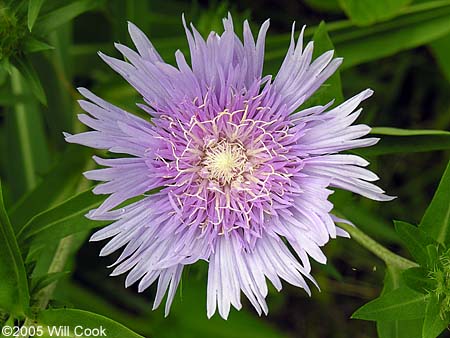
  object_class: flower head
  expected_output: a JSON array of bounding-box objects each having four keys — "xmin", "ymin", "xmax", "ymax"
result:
[{"xmin": 65, "ymin": 14, "xmax": 393, "ymax": 319}]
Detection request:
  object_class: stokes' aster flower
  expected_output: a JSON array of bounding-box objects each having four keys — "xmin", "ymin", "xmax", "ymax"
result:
[{"xmin": 65, "ymin": 15, "xmax": 393, "ymax": 319}]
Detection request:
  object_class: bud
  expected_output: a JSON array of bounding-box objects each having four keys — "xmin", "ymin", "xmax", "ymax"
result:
[
  {"xmin": 0, "ymin": 4, "xmax": 26, "ymax": 61},
  {"xmin": 429, "ymin": 248, "xmax": 450, "ymax": 319}
]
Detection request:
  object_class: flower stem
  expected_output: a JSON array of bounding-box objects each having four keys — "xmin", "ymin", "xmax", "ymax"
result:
[
  {"xmin": 19, "ymin": 164, "xmax": 93, "ymax": 337},
  {"xmin": 338, "ymin": 222, "xmax": 418, "ymax": 270},
  {"xmin": 33, "ymin": 235, "xmax": 74, "ymax": 310}
]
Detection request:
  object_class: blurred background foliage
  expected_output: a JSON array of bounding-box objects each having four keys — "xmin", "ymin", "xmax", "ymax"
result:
[{"xmin": 0, "ymin": 0, "xmax": 450, "ymax": 337}]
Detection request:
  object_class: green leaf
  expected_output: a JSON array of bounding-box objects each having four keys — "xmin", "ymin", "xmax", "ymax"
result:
[
  {"xmin": 9, "ymin": 147, "xmax": 91, "ymax": 232},
  {"xmin": 377, "ymin": 267, "xmax": 424, "ymax": 338},
  {"xmin": 308, "ymin": 21, "xmax": 344, "ymax": 106},
  {"xmin": 352, "ymin": 286, "xmax": 429, "ymax": 321},
  {"xmin": 422, "ymin": 295, "xmax": 448, "ymax": 338},
  {"xmin": 37, "ymin": 308, "xmax": 144, "ymax": 338},
  {"xmin": 336, "ymin": 1, "xmax": 450, "ymax": 68},
  {"xmin": 34, "ymin": 0, "xmax": 103, "ymax": 36},
  {"xmin": 28, "ymin": 0, "xmax": 45, "ymax": 31},
  {"xmin": 12, "ymin": 56, "xmax": 47, "ymax": 105},
  {"xmin": 371, "ymin": 127, "xmax": 450, "ymax": 136},
  {"xmin": 430, "ymin": 33, "xmax": 450, "ymax": 83},
  {"xmin": 17, "ymin": 190, "xmax": 106, "ymax": 245},
  {"xmin": 420, "ymin": 160, "xmax": 450, "ymax": 245},
  {"xmin": 31, "ymin": 271, "xmax": 70, "ymax": 295},
  {"xmin": 427, "ymin": 245, "xmax": 440, "ymax": 268},
  {"xmin": 23, "ymin": 36, "xmax": 54, "ymax": 53},
  {"xmin": 356, "ymin": 128, "xmax": 450, "ymax": 155},
  {"xmin": 394, "ymin": 221, "xmax": 436, "ymax": 266},
  {"xmin": 5, "ymin": 67, "xmax": 51, "ymax": 202},
  {"xmin": 265, "ymin": 1, "xmax": 450, "ymax": 70},
  {"xmin": 402, "ymin": 267, "xmax": 436, "ymax": 294},
  {"xmin": 0, "ymin": 182, "xmax": 30, "ymax": 316},
  {"xmin": 52, "ymin": 280, "xmax": 155, "ymax": 337},
  {"xmin": 339, "ymin": 0, "xmax": 412, "ymax": 26},
  {"xmin": 33, "ymin": 28, "xmax": 75, "ymax": 149}
]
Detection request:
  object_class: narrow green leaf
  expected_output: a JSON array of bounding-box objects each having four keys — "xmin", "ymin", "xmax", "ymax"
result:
[
  {"xmin": 12, "ymin": 56, "xmax": 47, "ymax": 105},
  {"xmin": 34, "ymin": 0, "xmax": 103, "ymax": 36},
  {"xmin": 52, "ymin": 280, "xmax": 155, "ymax": 337},
  {"xmin": 23, "ymin": 36, "xmax": 54, "ymax": 53},
  {"xmin": 9, "ymin": 146, "xmax": 91, "ymax": 232},
  {"xmin": 352, "ymin": 286, "xmax": 429, "ymax": 321},
  {"xmin": 31, "ymin": 271, "xmax": 70, "ymax": 295},
  {"xmin": 33, "ymin": 28, "xmax": 75, "ymax": 149},
  {"xmin": 37, "ymin": 308, "xmax": 144, "ymax": 338},
  {"xmin": 28, "ymin": 0, "xmax": 45, "ymax": 31},
  {"xmin": 427, "ymin": 245, "xmax": 439, "ymax": 268},
  {"xmin": 402, "ymin": 267, "xmax": 436, "ymax": 294},
  {"xmin": 17, "ymin": 190, "xmax": 105, "ymax": 245},
  {"xmin": 0, "ymin": 182, "xmax": 30, "ymax": 316},
  {"xmin": 337, "ymin": 1, "xmax": 450, "ymax": 68},
  {"xmin": 339, "ymin": 0, "xmax": 412, "ymax": 26},
  {"xmin": 5, "ymin": 67, "xmax": 51, "ymax": 202},
  {"xmin": 420, "ymin": 160, "xmax": 450, "ymax": 245},
  {"xmin": 430, "ymin": 33, "xmax": 450, "ymax": 83},
  {"xmin": 422, "ymin": 295, "xmax": 448, "ymax": 338},
  {"xmin": 394, "ymin": 221, "xmax": 436, "ymax": 266},
  {"xmin": 355, "ymin": 128, "xmax": 450, "ymax": 155},
  {"xmin": 371, "ymin": 127, "xmax": 450, "ymax": 136},
  {"xmin": 264, "ymin": 1, "xmax": 450, "ymax": 70}
]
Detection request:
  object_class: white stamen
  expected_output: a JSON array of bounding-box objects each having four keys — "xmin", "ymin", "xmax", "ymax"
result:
[{"xmin": 202, "ymin": 139, "xmax": 247, "ymax": 185}]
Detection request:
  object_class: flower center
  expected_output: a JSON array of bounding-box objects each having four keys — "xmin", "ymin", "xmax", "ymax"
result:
[{"xmin": 202, "ymin": 139, "xmax": 247, "ymax": 185}]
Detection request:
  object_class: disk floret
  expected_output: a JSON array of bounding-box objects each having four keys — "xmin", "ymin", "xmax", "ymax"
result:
[{"xmin": 202, "ymin": 139, "xmax": 248, "ymax": 186}]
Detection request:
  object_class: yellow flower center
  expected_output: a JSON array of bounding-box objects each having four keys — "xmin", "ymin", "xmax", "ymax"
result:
[{"xmin": 203, "ymin": 139, "xmax": 247, "ymax": 185}]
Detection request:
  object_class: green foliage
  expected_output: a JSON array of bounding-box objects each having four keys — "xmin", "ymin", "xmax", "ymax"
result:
[
  {"xmin": 9, "ymin": 147, "xmax": 91, "ymax": 231},
  {"xmin": 265, "ymin": 1, "xmax": 450, "ymax": 70},
  {"xmin": 27, "ymin": 0, "xmax": 45, "ymax": 31},
  {"xmin": 16, "ymin": 190, "xmax": 106, "ymax": 245},
  {"xmin": 0, "ymin": 4, "xmax": 27, "ymax": 61},
  {"xmin": 430, "ymin": 33, "xmax": 450, "ymax": 83},
  {"xmin": 0, "ymin": 182, "xmax": 30, "ymax": 317},
  {"xmin": 37, "ymin": 309, "xmax": 144, "ymax": 338},
  {"xmin": 33, "ymin": 0, "xmax": 103, "ymax": 36},
  {"xmin": 357, "ymin": 128, "xmax": 450, "ymax": 155},
  {"xmin": 376, "ymin": 268, "xmax": 424, "ymax": 338},
  {"xmin": 394, "ymin": 221, "xmax": 436, "ymax": 267},
  {"xmin": 419, "ymin": 160, "xmax": 450, "ymax": 245},
  {"xmin": 354, "ymin": 163, "xmax": 450, "ymax": 337},
  {"xmin": 12, "ymin": 56, "xmax": 46, "ymax": 105},
  {"xmin": 30, "ymin": 271, "xmax": 70, "ymax": 295},
  {"xmin": 423, "ymin": 295, "xmax": 448, "ymax": 338},
  {"xmin": 338, "ymin": 0, "xmax": 412, "ymax": 26},
  {"xmin": 352, "ymin": 286, "xmax": 429, "ymax": 321},
  {"xmin": 4, "ymin": 66, "xmax": 50, "ymax": 201},
  {"xmin": 0, "ymin": 0, "xmax": 449, "ymax": 337},
  {"xmin": 402, "ymin": 267, "xmax": 436, "ymax": 293}
]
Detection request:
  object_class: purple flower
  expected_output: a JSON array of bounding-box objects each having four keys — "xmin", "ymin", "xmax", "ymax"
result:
[{"xmin": 65, "ymin": 15, "xmax": 393, "ymax": 319}]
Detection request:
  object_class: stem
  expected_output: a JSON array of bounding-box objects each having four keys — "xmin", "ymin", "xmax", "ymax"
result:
[
  {"xmin": 338, "ymin": 222, "xmax": 418, "ymax": 270},
  {"xmin": 20, "ymin": 164, "xmax": 93, "ymax": 336},
  {"xmin": 19, "ymin": 236, "xmax": 74, "ymax": 337},
  {"xmin": 11, "ymin": 68, "xmax": 37, "ymax": 192},
  {"xmin": 33, "ymin": 236, "xmax": 74, "ymax": 309}
]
